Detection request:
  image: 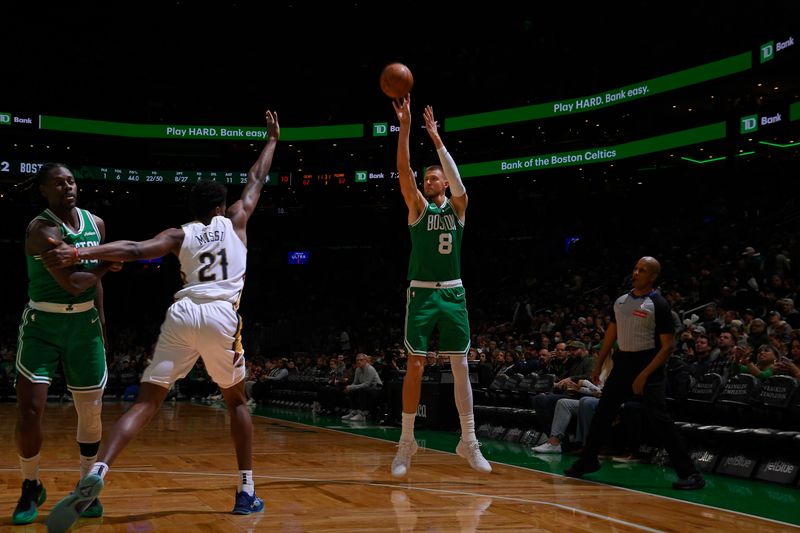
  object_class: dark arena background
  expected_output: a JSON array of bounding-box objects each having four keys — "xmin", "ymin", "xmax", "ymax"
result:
[{"xmin": 1, "ymin": 4, "xmax": 800, "ymax": 531}]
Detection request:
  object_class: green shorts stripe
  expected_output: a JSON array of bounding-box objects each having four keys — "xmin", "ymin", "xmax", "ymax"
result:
[
  {"xmin": 15, "ymin": 305, "xmax": 107, "ymax": 390},
  {"xmin": 404, "ymin": 286, "xmax": 471, "ymax": 355},
  {"xmin": 16, "ymin": 307, "xmax": 50, "ymax": 384}
]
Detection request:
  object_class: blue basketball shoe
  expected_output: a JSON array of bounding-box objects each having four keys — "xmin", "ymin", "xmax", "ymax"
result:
[{"xmin": 232, "ymin": 490, "xmax": 264, "ymax": 515}]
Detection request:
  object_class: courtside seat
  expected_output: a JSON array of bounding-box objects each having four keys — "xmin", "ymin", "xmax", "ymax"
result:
[
  {"xmin": 474, "ymin": 405, "xmax": 539, "ymax": 442},
  {"xmin": 789, "ymin": 386, "xmax": 800, "ymax": 426},
  {"xmin": 675, "ymin": 421, "xmax": 703, "ymax": 438},
  {"xmin": 478, "ymin": 374, "xmax": 509, "ymax": 405},
  {"xmin": 713, "ymin": 374, "xmax": 760, "ymax": 426},
  {"xmin": 712, "ymin": 426, "xmax": 738, "ymax": 434},
  {"xmin": 687, "ymin": 373, "xmax": 725, "ymax": 404},
  {"xmin": 476, "ymin": 422, "xmax": 493, "ymax": 439},
  {"xmin": 488, "ymin": 406, "xmax": 514, "ymax": 426},
  {"xmin": 494, "ymin": 406, "xmax": 531, "ymax": 429},
  {"xmin": 716, "ymin": 373, "xmax": 760, "ymax": 407},
  {"xmin": 531, "ymin": 374, "xmax": 557, "ymax": 396},
  {"xmin": 495, "ymin": 373, "xmax": 525, "ymax": 406},
  {"xmin": 692, "ymin": 424, "xmax": 724, "ymax": 446},
  {"xmin": 772, "ymin": 430, "xmax": 800, "ymax": 449},
  {"xmin": 477, "ymin": 406, "xmax": 510, "ymax": 429},
  {"xmin": 747, "ymin": 375, "xmax": 799, "ymax": 428},
  {"xmin": 489, "ymin": 424, "xmax": 508, "ymax": 440},
  {"xmin": 505, "ymin": 373, "xmax": 526, "ymax": 390},
  {"xmin": 752, "ymin": 375, "xmax": 798, "ymax": 408},
  {"xmin": 738, "ymin": 428, "xmax": 800, "ymax": 451},
  {"xmin": 683, "ymin": 373, "xmax": 725, "ymax": 423},
  {"xmin": 512, "ymin": 374, "xmax": 537, "ymax": 405},
  {"xmin": 716, "ymin": 426, "xmax": 755, "ymax": 451},
  {"xmin": 473, "ymin": 404, "xmax": 493, "ymax": 425},
  {"xmin": 514, "ymin": 408, "xmax": 538, "ymax": 429}
]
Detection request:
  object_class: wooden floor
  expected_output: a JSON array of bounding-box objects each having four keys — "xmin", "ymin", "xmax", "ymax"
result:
[{"xmin": 0, "ymin": 402, "xmax": 796, "ymax": 532}]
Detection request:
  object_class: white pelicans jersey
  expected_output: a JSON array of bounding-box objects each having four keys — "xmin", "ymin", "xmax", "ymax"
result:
[{"xmin": 174, "ymin": 216, "xmax": 246, "ymax": 305}]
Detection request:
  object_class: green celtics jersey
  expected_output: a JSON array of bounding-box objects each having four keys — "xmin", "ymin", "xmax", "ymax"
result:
[
  {"xmin": 408, "ymin": 198, "xmax": 463, "ymax": 281},
  {"xmin": 26, "ymin": 208, "xmax": 101, "ymax": 304}
]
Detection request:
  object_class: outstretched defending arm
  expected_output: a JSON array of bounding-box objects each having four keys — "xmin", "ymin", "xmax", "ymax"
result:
[
  {"xmin": 42, "ymin": 228, "xmax": 185, "ymax": 268},
  {"xmin": 227, "ymin": 110, "xmax": 280, "ymax": 240}
]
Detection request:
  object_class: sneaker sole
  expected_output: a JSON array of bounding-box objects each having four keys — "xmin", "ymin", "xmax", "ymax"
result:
[
  {"xmin": 80, "ymin": 499, "xmax": 104, "ymax": 518},
  {"xmin": 47, "ymin": 478, "xmax": 104, "ymax": 533},
  {"xmin": 232, "ymin": 500, "xmax": 265, "ymax": 515}
]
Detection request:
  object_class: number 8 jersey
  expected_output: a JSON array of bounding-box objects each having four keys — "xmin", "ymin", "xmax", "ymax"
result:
[
  {"xmin": 407, "ymin": 198, "xmax": 463, "ymax": 282},
  {"xmin": 175, "ymin": 216, "xmax": 247, "ymax": 305}
]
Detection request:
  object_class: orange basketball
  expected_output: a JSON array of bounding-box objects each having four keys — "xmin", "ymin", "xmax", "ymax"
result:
[{"xmin": 380, "ymin": 63, "xmax": 414, "ymax": 99}]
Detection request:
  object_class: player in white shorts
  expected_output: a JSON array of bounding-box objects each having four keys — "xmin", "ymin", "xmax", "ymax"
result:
[{"xmin": 44, "ymin": 110, "xmax": 280, "ymax": 531}]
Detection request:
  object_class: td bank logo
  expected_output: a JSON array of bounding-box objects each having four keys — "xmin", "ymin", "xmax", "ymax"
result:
[
  {"xmin": 354, "ymin": 171, "xmax": 367, "ymax": 183},
  {"xmin": 372, "ymin": 123, "xmax": 388, "ymax": 137},
  {"xmin": 0, "ymin": 112, "xmax": 10, "ymax": 125},
  {"xmin": 740, "ymin": 115, "xmax": 758, "ymax": 134},
  {"xmin": 760, "ymin": 41, "xmax": 774, "ymax": 63}
]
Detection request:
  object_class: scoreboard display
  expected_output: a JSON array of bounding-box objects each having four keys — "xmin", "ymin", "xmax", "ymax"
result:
[
  {"xmin": 0, "ymin": 159, "xmax": 290, "ymax": 187},
  {"xmin": 82, "ymin": 167, "xmax": 251, "ymax": 185},
  {"xmin": 0, "ymin": 158, "xmax": 404, "ymax": 188}
]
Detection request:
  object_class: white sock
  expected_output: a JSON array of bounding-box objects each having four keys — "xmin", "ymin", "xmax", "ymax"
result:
[
  {"xmin": 89, "ymin": 462, "xmax": 110, "ymax": 480},
  {"xmin": 239, "ymin": 470, "xmax": 255, "ymax": 495},
  {"xmin": 450, "ymin": 356, "xmax": 475, "ymax": 416},
  {"xmin": 459, "ymin": 414, "xmax": 477, "ymax": 442},
  {"xmin": 400, "ymin": 412, "xmax": 416, "ymax": 442},
  {"xmin": 80, "ymin": 454, "xmax": 98, "ymax": 478},
  {"xmin": 20, "ymin": 454, "xmax": 40, "ymax": 482}
]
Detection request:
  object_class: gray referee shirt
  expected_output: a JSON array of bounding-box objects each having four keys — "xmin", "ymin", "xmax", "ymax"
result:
[{"xmin": 612, "ymin": 290, "xmax": 674, "ymax": 352}]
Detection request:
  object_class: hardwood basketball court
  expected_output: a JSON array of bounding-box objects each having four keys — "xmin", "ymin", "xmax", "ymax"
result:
[{"xmin": 1, "ymin": 401, "xmax": 797, "ymax": 531}]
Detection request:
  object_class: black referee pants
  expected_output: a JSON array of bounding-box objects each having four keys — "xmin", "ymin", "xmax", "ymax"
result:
[{"xmin": 582, "ymin": 350, "xmax": 697, "ymax": 478}]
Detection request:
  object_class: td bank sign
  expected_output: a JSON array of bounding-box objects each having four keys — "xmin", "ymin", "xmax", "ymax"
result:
[
  {"xmin": 740, "ymin": 113, "xmax": 783, "ymax": 134},
  {"xmin": 760, "ymin": 36, "xmax": 795, "ymax": 63}
]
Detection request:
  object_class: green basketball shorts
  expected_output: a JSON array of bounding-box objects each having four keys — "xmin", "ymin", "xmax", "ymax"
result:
[
  {"xmin": 16, "ymin": 303, "xmax": 107, "ymax": 391},
  {"xmin": 404, "ymin": 282, "xmax": 470, "ymax": 357}
]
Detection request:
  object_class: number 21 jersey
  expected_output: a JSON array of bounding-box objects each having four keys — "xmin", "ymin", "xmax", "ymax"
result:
[{"xmin": 175, "ymin": 216, "xmax": 246, "ymax": 304}]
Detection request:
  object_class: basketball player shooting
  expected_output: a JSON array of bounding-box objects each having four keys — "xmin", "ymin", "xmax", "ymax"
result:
[{"xmin": 390, "ymin": 95, "xmax": 492, "ymax": 478}]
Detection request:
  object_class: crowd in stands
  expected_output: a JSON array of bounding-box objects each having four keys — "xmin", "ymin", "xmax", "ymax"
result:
[{"xmin": 1, "ymin": 169, "xmax": 799, "ymax": 471}]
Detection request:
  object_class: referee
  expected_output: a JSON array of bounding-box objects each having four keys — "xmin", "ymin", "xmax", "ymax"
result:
[{"xmin": 565, "ymin": 256, "xmax": 704, "ymax": 490}]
